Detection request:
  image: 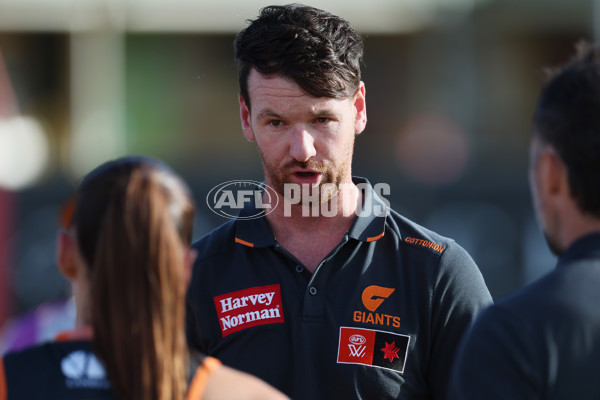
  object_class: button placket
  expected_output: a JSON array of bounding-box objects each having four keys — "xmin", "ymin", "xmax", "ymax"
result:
[{"xmin": 303, "ymin": 269, "xmax": 324, "ymax": 320}]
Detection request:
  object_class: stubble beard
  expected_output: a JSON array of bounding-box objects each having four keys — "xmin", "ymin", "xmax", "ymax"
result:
[{"xmin": 257, "ymin": 147, "xmax": 354, "ymax": 208}]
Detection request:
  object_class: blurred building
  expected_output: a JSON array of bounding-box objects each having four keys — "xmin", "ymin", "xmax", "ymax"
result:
[{"xmin": 0, "ymin": 0, "xmax": 595, "ymax": 335}]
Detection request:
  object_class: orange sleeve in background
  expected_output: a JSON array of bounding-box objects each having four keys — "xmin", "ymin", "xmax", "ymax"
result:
[
  {"xmin": 186, "ymin": 356, "xmax": 222, "ymax": 400},
  {"xmin": 0, "ymin": 357, "xmax": 8, "ymax": 400}
]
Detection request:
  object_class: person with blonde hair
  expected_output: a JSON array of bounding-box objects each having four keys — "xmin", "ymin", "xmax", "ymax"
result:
[{"xmin": 0, "ymin": 156, "xmax": 287, "ymax": 400}]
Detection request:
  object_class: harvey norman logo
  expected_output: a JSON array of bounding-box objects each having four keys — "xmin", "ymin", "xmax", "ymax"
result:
[{"xmin": 214, "ymin": 284, "xmax": 285, "ymax": 337}]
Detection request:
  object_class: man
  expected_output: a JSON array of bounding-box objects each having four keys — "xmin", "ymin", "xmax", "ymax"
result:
[
  {"xmin": 186, "ymin": 4, "xmax": 492, "ymax": 399},
  {"xmin": 449, "ymin": 43, "xmax": 600, "ymax": 399}
]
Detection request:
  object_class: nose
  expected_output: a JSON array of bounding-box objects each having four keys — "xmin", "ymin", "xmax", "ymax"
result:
[{"xmin": 289, "ymin": 127, "xmax": 316, "ymax": 162}]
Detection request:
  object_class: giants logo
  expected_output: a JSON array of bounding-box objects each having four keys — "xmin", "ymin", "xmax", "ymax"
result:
[
  {"xmin": 353, "ymin": 285, "xmax": 401, "ymax": 328},
  {"xmin": 214, "ymin": 284, "xmax": 285, "ymax": 337},
  {"xmin": 362, "ymin": 285, "xmax": 395, "ymax": 311}
]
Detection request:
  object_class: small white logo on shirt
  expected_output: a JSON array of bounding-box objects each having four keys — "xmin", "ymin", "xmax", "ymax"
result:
[
  {"xmin": 61, "ymin": 350, "xmax": 111, "ymax": 389},
  {"xmin": 348, "ymin": 334, "xmax": 368, "ymax": 357}
]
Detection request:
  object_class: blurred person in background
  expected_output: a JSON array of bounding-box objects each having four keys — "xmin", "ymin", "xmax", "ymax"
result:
[
  {"xmin": 0, "ymin": 295, "xmax": 75, "ymax": 355},
  {"xmin": 186, "ymin": 4, "xmax": 492, "ymax": 399},
  {"xmin": 0, "ymin": 156, "xmax": 288, "ymax": 400},
  {"xmin": 0, "ymin": 46, "xmax": 77, "ymax": 354},
  {"xmin": 450, "ymin": 42, "xmax": 600, "ymax": 399}
]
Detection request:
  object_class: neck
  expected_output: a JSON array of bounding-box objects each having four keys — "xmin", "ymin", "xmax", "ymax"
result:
[
  {"xmin": 268, "ymin": 182, "xmax": 360, "ymax": 227},
  {"xmin": 555, "ymin": 197, "xmax": 600, "ymax": 253},
  {"xmin": 265, "ymin": 183, "xmax": 360, "ymax": 272},
  {"xmin": 71, "ymin": 281, "xmax": 91, "ymax": 328},
  {"xmin": 561, "ymin": 216, "xmax": 600, "ymax": 251}
]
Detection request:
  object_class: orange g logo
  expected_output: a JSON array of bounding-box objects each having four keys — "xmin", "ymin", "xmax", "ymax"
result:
[{"xmin": 361, "ymin": 285, "xmax": 395, "ymax": 312}]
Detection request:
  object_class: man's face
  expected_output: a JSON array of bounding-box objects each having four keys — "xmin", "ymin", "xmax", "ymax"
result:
[
  {"xmin": 529, "ymin": 134, "xmax": 562, "ymax": 255},
  {"xmin": 239, "ymin": 69, "xmax": 367, "ymax": 202}
]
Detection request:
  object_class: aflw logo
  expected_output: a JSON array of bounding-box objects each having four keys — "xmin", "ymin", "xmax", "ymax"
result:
[
  {"xmin": 214, "ymin": 284, "xmax": 285, "ymax": 337},
  {"xmin": 337, "ymin": 326, "xmax": 411, "ymax": 373},
  {"xmin": 348, "ymin": 334, "xmax": 367, "ymax": 358}
]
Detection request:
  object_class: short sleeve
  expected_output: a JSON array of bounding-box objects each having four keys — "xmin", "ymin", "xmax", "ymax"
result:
[
  {"xmin": 0, "ymin": 357, "xmax": 7, "ymax": 400},
  {"xmin": 428, "ymin": 242, "xmax": 493, "ymax": 399},
  {"xmin": 186, "ymin": 356, "xmax": 222, "ymax": 400}
]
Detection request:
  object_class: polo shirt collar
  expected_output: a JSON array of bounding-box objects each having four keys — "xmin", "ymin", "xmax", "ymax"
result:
[
  {"xmin": 235, "ymin": 204, "xmax": 277, "ymax": 248},
  {"xmin": 557, "ymin": 231, "xmax": 600, "ymax": 268},
  {"xmin": 234, "ymin": 177, "xmax": 388, "ymax": 248},
  {"xmin": 55, "ymin": 326, "xmax": 94, "ymax": 342},
  {"xmin": 346, "ymin": 177, "xmax": 388, "ymax": 242}
]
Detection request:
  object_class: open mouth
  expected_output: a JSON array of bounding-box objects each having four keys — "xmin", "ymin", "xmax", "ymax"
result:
[{"xmin": 296, "ymin": 171, "xmax": 317, "ymax": 177}]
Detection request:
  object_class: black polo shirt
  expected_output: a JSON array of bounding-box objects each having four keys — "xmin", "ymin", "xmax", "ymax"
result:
[
  {"xmin": 1, "ymin": 330, "xmax": 223, "ymax": 400},
  {"xmin": 449, "ymin": 232, "xmax": 600, "ymax": 400},
  {"xmin": 187, "ymin": 178, "xmax": 492, "ymax": 400},
  {"xmin": 1, "ymin": 334, "xmax": 116, "ymax": 399}
]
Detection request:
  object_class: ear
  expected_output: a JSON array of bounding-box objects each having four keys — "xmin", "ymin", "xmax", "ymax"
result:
[
  {"xmin": 537, "ymin": 149, "xmax": 569, "ymax": 201},
  {"xmin": 353, "ymin": 81, "xmax": 367, "ymax": 135},
  {"xmin": 57, "ymin": 231, "xmax": 79, "ymax": 281},
  {"xmin": 239, "ymin": 93, "xmax": 255, "ymax": 141},
  {"xmin": 184, "ymin": 249, "xmax": 198, "ymax": 289}
]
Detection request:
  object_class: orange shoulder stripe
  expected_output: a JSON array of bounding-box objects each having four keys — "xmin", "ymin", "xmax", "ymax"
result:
[
  {"xmin": 55, "ymin": 326, "xmax": 93, "ymax": 342},
  {"xmin": 366, "ymin": 231, "xmax": 385, "ymax": 242},
  {"xmin": 186, "ymin": 356, "xmax": 222, "ymax": 400},
  {"xmin": 235, "ymin": 237, "xmax": 254, "ymax": 247},
  {"xmin": 0, "ymin": 357, "xmax": 7, "ymax": 400}
]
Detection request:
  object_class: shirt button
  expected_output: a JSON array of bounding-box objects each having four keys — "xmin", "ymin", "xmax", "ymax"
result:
[
  {"xmin": 309, "ymin": 286, "xmax": 317, "ymax": 295},
  {"xmin": 296, "ymin": 265, "xmax": 304, "ymax": 273}
]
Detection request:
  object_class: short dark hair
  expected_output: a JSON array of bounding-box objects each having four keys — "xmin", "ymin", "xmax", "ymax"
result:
[
  {"xmin": 234, "ymin": 3, "xmax": 364, "ymax": 108},
  {"xmin": 533, "ymin": 42, "xmax": 600, "ymax": 217}
]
